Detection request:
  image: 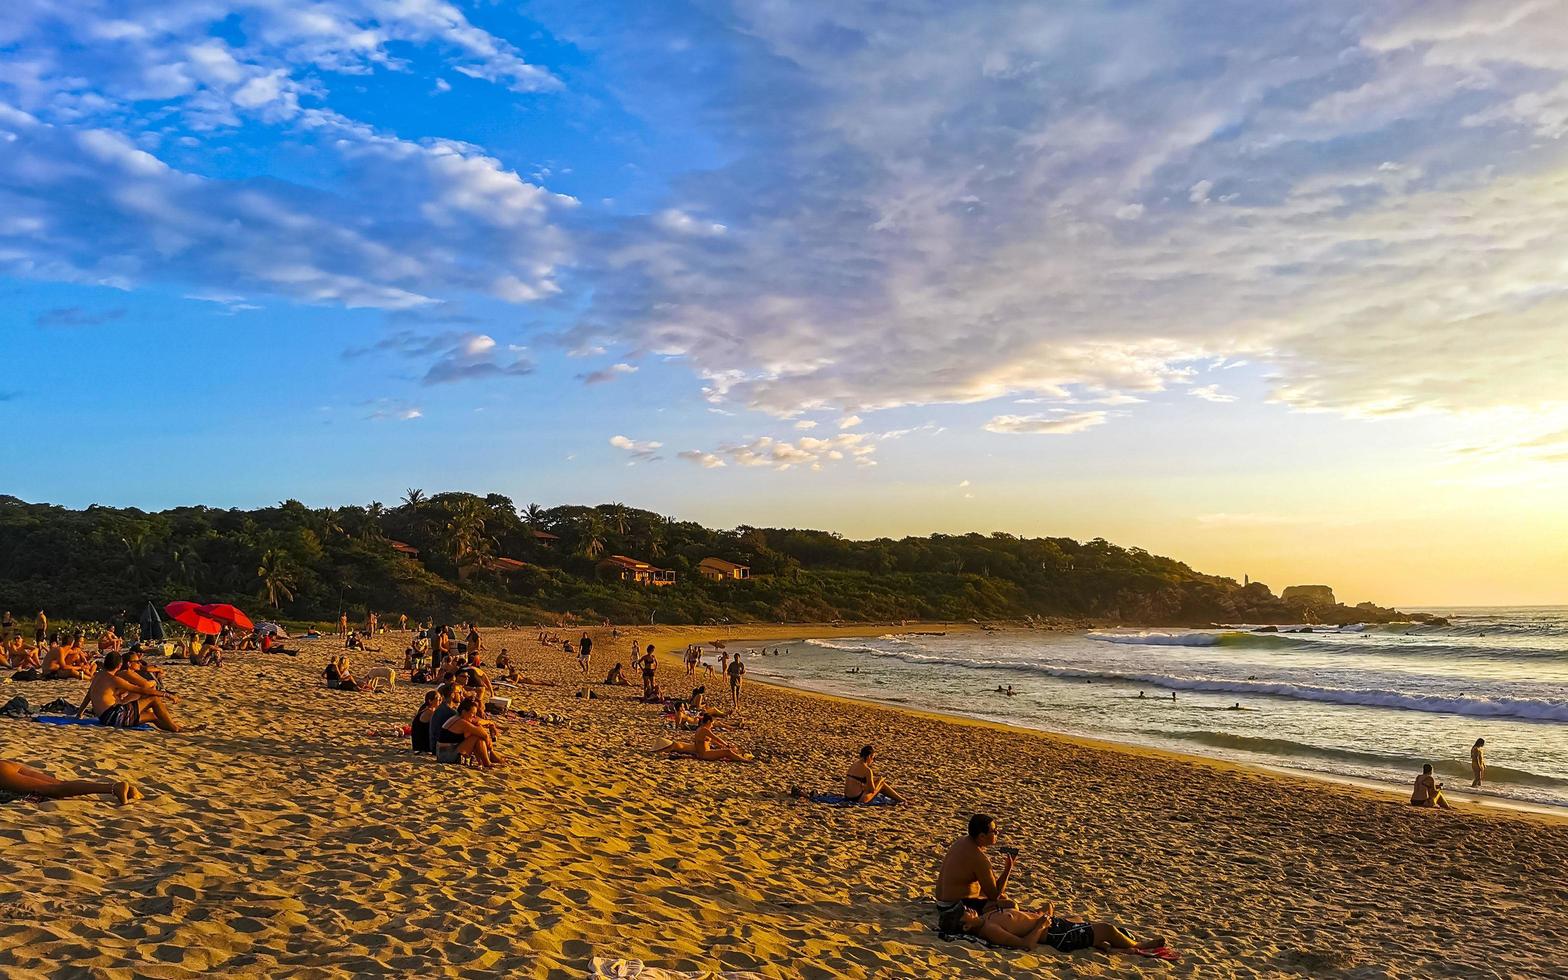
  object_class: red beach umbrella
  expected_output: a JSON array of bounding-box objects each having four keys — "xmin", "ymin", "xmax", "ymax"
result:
[
  {"xmin": 199, "ymin": 603, "xmax": 254, "ymax": 631},
  {"xmin": 164, "ymin": 600, "xmax": 222, "ymax": 635}
]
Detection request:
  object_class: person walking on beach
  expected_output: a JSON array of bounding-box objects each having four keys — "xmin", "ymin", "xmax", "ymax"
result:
[
  {"xmin": 726, "ymin": 652, "xmax": 745, "ymax": 710},
  {"xmin": 1471, "ymin": 739, "xmax": 1486, "ymax": 788},
  {"xmin": 1411, "ymin": 764, "xmax": 1452, "ymax": 809},
  {"xmin": 35, "ymin": 610, "xmax": 47, "ymax": 644},
  {"xmin": 338, "ymin": 613, "xmax": 348, "ymax": 637},
  {"xmin": 578, "ymin": 633, "xmax": 592, "ymax": 674}
]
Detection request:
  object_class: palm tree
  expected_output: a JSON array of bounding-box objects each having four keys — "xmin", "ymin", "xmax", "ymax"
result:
[
  {"xmin": 523, "ymin": 503, "xmax": 546, "ymax": 527},
  {"xmin": 402, "ymin": 488, "xmax": 426, "ymax": 508},
  {"xmin": 442, "ymin": 498, "xmax": 494, "ymax": 579},
  {"xmin": 257, "ymin": 549, "xmax": 298, "ymax": 609},
  {"xmin": 604, "ymin": 502, "xmax": 630, "ymax": 536},
  {"xmin": 121, "ymin": 525, "xmax": 160, "ymax": 588},
  {"xmin": 577, "ymin": 513, "xmax": 608, "ymax": 559},
  {"xmin": 363, "ymin": 501, "xmax": 386, "ymax": 540}
]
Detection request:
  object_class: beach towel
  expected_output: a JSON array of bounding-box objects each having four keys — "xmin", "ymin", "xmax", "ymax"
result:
[
  {"xmin": 935, "ymin": 926, "xmax": 1178, "ymax": 961},
  {"xmin": 808, "ymin": 792, "xmax": 899, "ymax": 807},
  {"xmin": 34, "ymin": 715, "xmax": 153, "ymax": 732},
  {"xmin": 588, "ymin": 957, "xmax": 764, "ymax": 979}
]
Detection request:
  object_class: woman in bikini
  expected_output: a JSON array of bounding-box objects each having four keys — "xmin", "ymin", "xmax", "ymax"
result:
[
  {"xmin": 845, "ymin": 744, "xmax": 907, "ymax": 803},
  {"xmin": 439, "ymin": 697, "xmax": 504, "ymax": 769},
  {"xmin": 657, "ymin": 713, "xmax": 752, "ymax": 762}
]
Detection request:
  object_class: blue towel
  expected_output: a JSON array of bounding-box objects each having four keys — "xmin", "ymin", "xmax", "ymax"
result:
[
  {"xmin": 809, "ymin": 792, "xmax": 899, "ymax": 807},
  {"xmin": 34, "ymin": 715, "xmax": 152, "ymax": 732}
]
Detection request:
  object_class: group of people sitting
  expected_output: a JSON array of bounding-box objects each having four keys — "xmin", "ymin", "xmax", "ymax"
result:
[
  {"xmin": 7, "ymin": 631, "xmax": 98, "ymax": 681},
  {"xmin": 73, "ymin": 647, "xmax": 199, "ymax": 732},
  {"xmin": 410, "ymin": 679, "xmax": 506, "ymax": 769}
]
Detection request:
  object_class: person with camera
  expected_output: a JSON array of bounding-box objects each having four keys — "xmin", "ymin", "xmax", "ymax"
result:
[
  {"xmin": 936, "ymin": 813, "xmax": 1172, "ymax": 956},
  {"xmin": 935, "ymin": 813, "xmax": 1018, "ymax": 932},
  {"xmin": 1411, "ymin": 763, "xmax": 1452, "ymax": 808}
]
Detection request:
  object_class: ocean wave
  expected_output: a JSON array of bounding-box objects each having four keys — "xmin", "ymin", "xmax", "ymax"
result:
[
  {"xmin": 1089, "ymin": 629, "xmax": 1568, "ymax": 662},
  {"xmin": 804, "ymin": 638, "xmax": 886, "ymax": 654},
  {"xmin": 828, "ymin": 644, "xmax": 1568, "ymax": 722},
  {"xmin": 1152, "ymin": 731, "xmax": 1568, "ymax": 788}
]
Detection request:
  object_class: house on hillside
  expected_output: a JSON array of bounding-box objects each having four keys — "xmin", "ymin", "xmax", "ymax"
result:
[
  {"xmin": 388, "ymin": 540, "xmax": 420, "ymax": 560},
  {"xmin": 698, "ymin": 557, "xmax": 751, "ymax": 582},
  {"xmin": 598, "ymin": 554, "xmax": 676, "ymax": 586},
  {"xmin": 481, "ymin": 556, "xmax": 530, "ymax": 573},
  {"xmin": 530, "ymin": 529, "xmax": 560, "ymax": 548}
]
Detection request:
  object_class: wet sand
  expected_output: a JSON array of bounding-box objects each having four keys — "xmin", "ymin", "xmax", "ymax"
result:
[{"xmin": 3, "ymin": 624, "xmax": 1565, "ymax": 978}]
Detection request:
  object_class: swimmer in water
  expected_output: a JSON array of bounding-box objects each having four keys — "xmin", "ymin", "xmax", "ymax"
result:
[
  {"xmin": 1137, "ymin": 692, "xmax": 1145, "ymax": 699},
  {"xmin": 1229, "ymin": 702, "xmax": 1242, "ymax": 710},
  {"xmin": 1171, "ymin": 692, "xmax": 1177, "ymax": 702}
]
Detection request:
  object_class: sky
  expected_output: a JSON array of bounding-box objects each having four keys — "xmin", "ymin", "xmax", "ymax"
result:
[{"xmin": 2, "ymin": 1, "xmax": 1567, "ymax": 605}]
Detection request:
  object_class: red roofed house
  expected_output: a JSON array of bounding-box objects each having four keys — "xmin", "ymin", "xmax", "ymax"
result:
[
  {"xmin": 698, "ymin": 557, "xmax": 750, "ymax": 582},
  {"xmin": 598, "ymin": 554, "xmax": 676, "ymax": 586}
]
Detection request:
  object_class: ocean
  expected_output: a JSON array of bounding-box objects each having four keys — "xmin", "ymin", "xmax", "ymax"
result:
[{"xmin": 735, "ymin": 606, "xmax": 1568, "ymax": 809}]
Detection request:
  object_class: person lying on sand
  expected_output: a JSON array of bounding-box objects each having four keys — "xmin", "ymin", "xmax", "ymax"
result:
[
  {"xmin": 437, "ymin": 697, "xmax": 504, "ymax": 769},
  {"xmin": 845, "ymin": 744, "xmax": 906, "ymax": 803},
  {"xmin": 954, "ymin": 904, "xmax": 1167, "ymax": 955},
  {"xmin": 656, "ymin": 713, "xmax": 753, "ymax": 762},
  {"xmin": 79, "ymin": 651, "xmax": 197, "ymax": 732},
  {"xmin": 1411, "ymin": 764, "xmax": 1452, "ymax": 809},
  {"xmin": 935, "ymin": 813, "xmax": 1017, "ymax": 930},
  {"xmin": 0, "ymin": 759, "xmax": 141, "ymax": 806}
]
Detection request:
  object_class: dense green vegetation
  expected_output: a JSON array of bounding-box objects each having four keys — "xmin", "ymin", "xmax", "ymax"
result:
[{"xmin": 0, "ymin": 493, "xmax": 1400, "ymax": 626}]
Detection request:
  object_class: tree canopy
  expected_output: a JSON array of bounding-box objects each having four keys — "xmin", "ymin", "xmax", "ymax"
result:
[{"xmin": 0, "ymin": 494, "xmax": 1398, "ymax": 627}]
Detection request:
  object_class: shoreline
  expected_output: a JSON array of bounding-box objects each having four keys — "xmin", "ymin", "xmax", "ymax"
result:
[{"xmin": 663, "ymin": 625, "xmax": 1568, "ymax": 826}]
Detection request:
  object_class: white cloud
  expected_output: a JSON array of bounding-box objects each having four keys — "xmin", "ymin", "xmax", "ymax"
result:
[
  {"xmin": 793, "ymin": 419, "xmax": 818, "ymax": 430},
  {"xmin": 609, "ymin": 434, "xmax": 664, "ymax": 462},
  {"xmin": 983, "ymin": 411, "xmax": 1109, "ymax": 435},
  {"xmin": 958, "ymin": 479, "xmax": 970, "ymax": 487},
  {"xmin": 677, "ymin": 450, "xmax": 726, "ymax": 468},
  {"xmin": 837, "ymin": 414, "xmax": 862, "ymax": 429},
  {"xmin": 562, "ymin": 1, "xmax": 1568, "ymax": 427},
  {"xmin": 1190, "ymin": 384, "xmax": 1237, "ymax": 403},
  {"xmin": 654, "ymin": 209, "xmax": 727, "ymax": 237},
  {"xmin": 363, "ymin": 399, "xmax": 423, "ymax": 421},
  {"xmin": 679, "ymin": 432, "xmax": 877, "ymax": 471},
  {"xmin": 579, "ymin": 362, "xmax": 638, "ymax": 385}
]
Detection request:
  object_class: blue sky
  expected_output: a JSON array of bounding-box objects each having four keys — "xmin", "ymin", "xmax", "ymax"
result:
[{"xmin": 3, "ymin": 1, "xmax": 1568, "ymax": 602}]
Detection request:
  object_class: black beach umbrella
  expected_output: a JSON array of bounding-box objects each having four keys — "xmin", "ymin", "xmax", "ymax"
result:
[{"xmin": 139, "ymin": 600, "xmax": 165, "ymax": 642}]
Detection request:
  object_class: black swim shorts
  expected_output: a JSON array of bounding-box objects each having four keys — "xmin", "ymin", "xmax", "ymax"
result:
[{"xmin": 1043, "ymin": 918, "xmax": 1095, "ymax": 953}]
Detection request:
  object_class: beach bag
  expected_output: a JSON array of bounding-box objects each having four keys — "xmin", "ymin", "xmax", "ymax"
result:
[
  {"xmin": 38, "ymin": 698, "xmax": 77, "ymax": 715},
  {"xmin": 0, "ymin": 695, "xmax": 31, "ymax": 718}
]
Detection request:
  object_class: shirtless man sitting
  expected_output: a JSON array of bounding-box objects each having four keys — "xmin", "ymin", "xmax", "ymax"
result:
[
  {"xmin": 1411, "ymin": 764, "xmax": 1452, "ymax": 809},
  {"xmin": 97, "ymin": 626, "xmax": 123, "ymax": 653},
  {"xmin": 79, "ymin": 651, "xmax": 195, "ymax": 732},
  {"xmin": 937, "ymin": 813, "xmax": 1169, "ymax": 955},
  {"xmin": 935, "ymin": 813, "xmax": 1017, "ymax": 932},
  {"xmin": 43, "ymin": 638, "xmax": 88, "ymax": 680}
]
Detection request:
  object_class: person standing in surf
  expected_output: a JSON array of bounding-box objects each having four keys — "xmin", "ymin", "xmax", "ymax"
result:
[{"xmin": 1471, "ymin": 739, "xmax": 1486, "ymax": 788}]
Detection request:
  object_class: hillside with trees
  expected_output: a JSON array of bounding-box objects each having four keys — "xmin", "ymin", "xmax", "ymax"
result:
[{"xmin": 0, "ymin": 493, "xmax": 1403, "ymax": 627}]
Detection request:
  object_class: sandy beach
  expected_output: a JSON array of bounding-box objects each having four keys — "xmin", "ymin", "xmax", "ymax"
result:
[{"xmin": 4, "ymin": 624, "xmax": 1566, "ymax": 979}]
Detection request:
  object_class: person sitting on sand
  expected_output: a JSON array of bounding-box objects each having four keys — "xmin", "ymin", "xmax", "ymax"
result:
[
  {"xmin": 6, "ymin": 634, "xmax": 26, "ymax": 667},
  {"xmin": 80, "ymin": 651, "xmax": 194, "ymax": 732},
  {"xmin": 495, "ymin": 647, "xmax": 511, "ymax": 671},
  {"xmin": 438, "ymin": 697, "xmax": 504, "ymax": 769},
  {"xmin": 324, "ymin": 655, "xmax": 374, "ymax": 692},
  {"xmin": 0, "ymin": 759, "xmax": 141, "ymax": 806},
  {"xmin": 43, "ymin": 637, "xmax": 88, "ymax": 681},
  {"xmin": 845, "ymin": 744, "xmax": 906, "ymax": 804},
  {"xmin": 10, "ymin": 640, "xmax": 41, "ymax": 680},
  {"xmin": 191, "ymin": 635, "xmax": 223, "ymax": 667},
  {"xmin": 1411, "ymin": 764, "xmax": 1452, "ymax": 809},
  {"xmin": 97, "ymin": 626, "xmax": 123, "ymax": 653},
  {"xmin": 656, "ymin": 713, "xmax": 753, "ymax": 762},
  {"xmin": 1471, "ymin": 738, "xmax": 1486, "ymax": 788},
  {"xmin": 412, "ymin": 690, "xmax": 440, "ymax": 754},
  {"xmin": 124, "ymin": 647, "xmax": 165, "ymax": 690},
  {"xmin": 935, "ymin": 813, "xmax": 1017, "ymax": 931},
  {"xmin": 603, "ymin": 662, "xmax": 629, "ymax": 685}
]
